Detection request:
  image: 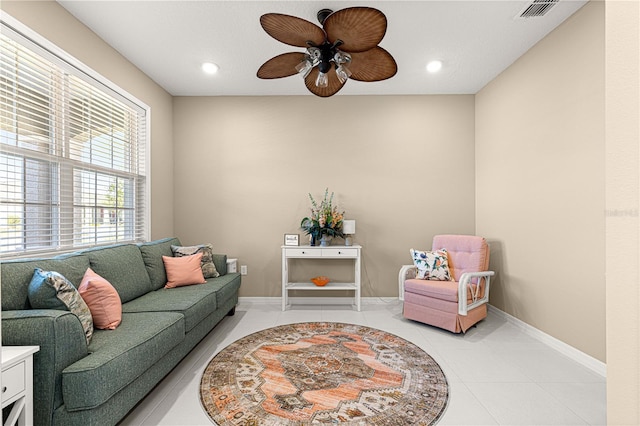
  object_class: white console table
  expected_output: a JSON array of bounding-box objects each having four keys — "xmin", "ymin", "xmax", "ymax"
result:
[
  {"xmin": 2, "ymin": 346, "xmax": 39, "ymax": 426},
  {"xmin": 281, "ymin": 244, "xmax": 362, "ymax": 311}
]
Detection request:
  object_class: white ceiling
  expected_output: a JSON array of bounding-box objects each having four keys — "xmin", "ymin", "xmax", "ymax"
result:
[{"xmin": 56, "ymin": 0, "xmax": 588, "ymax": 97}]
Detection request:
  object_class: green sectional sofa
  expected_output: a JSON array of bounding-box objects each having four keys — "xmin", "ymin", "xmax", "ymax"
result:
[{"xmin": 1, "ymin": 237, "xmax": 241, "ymax": 426}]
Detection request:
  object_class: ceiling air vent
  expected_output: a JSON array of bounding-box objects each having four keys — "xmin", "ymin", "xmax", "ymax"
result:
[{"xmin": 517, "ymin": 0, "xmax": 559, "ymax": 18}]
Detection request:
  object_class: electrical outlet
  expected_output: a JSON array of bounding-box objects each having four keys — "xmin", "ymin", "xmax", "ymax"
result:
[{"xmin": 240, "ymin": 265, "xmax": 247, "ymax": 275}]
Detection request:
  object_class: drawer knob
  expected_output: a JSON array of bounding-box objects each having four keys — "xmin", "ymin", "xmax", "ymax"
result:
[
  {"xmin": 301, "ymin": 251, "xmax": 305, "ymax": 254},
  {"xmin": 2, "ymin": 386, "xmax": 6, "ymax": 393},
  {"xmin": 338, "ymin": 251, "xmax": 342, "ymax": 254}
]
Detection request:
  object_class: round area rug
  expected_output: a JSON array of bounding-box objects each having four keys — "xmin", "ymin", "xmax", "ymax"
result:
[{"xmin": 200, "ymin": 322, "xmax": 448, "ymax": 425}]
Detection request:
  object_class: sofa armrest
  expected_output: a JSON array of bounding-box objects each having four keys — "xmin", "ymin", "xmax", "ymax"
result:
[
  {"xmin": 398, "ymin": 265, "xmax": 417, "ymax": 301},
  {"xmin": 2, "ymin": 310, "xmax": 89, "ymax": 426},
  {"xmin": 458, "ymin": 271, "xmax": 495, "ymax": 316},
  {"xmin": 212, "ymin": 254, "xmax": 228, "ymax": 276}
]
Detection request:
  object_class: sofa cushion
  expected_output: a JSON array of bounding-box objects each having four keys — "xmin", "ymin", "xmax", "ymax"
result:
[
  {"xmin": 85, "ymin": 244, "xmax": 153, "ymax": 303},
  {"xmin": 212, "ymin": 253, "xmax": 227, "ymax": 276},
  {"xmin": 122, "ymin": 280, "xmax": 218, "ymax": 332},
  {"xmin": 138, "ymin": 237, "xmax": 181, "ymax": 290},
  {"xmin": 61, "ymin": 311, "xmax": 184, "ymax": 411},
  {"xmin": 207, "ymin": 273, "xmax": 241, "ymax": 308},
  {"xmin": 1, "ymin": 254, "xmax": 90, "ymax": 311}
]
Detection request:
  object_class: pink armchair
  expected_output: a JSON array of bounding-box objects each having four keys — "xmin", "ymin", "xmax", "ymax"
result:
[{"xmin": 399, "ymin": 235, "xmax": 494, "ymax": 333}]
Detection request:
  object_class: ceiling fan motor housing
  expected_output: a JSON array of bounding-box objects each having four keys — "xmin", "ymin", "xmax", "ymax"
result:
[
  {"xmin": 318, "ymin": 42, "xmax": 334, "ymax": 73},
  {"xmin": 317, "ymin": 9, "xmax": 333, "ymax": 25}
]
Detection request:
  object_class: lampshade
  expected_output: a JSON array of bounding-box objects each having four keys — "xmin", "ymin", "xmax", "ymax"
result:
[{"xmin": 343, "ymin": 220, "xmax": 356, "ymax": 235}]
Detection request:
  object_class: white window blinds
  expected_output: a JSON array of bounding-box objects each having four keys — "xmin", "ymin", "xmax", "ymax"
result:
[{"xmin": 0, "ymin": 19, "xmax": 148, "ymax": 257}]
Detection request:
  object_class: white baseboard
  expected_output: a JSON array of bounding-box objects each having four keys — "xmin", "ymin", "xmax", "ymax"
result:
[
  {"xmin": 238, "ymin": 296, "xmax": 398, "ymax": 306},
  {"xmin": 238, "ymin": 297, "xmax": 280, "ymax": 304},
  {"xmin": 488, "ymin": 305, "xmax": 606, "ymax": 378}
]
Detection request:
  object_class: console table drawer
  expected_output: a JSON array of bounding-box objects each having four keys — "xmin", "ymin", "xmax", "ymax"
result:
[
  {"xmin": 284, "ymin": 248, "xmax": 317, "ymax": 257},
  {"xmin": 284, "ymin": 247, "xmax": 359, "ymax": 258},
  {"xmin": 322, "ymin": 248, "xmax": 358, "ymax": 257},
  {"xmin": 2, "ymin": 361, "xmax": 25, "ymax": 402}
]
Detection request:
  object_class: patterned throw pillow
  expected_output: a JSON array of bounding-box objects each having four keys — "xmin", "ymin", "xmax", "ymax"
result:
[
  {"xmin": 410, "ymin": 248, "xmax": 454, "ymax": 281},
  {"xmin": 28, "ymin": 268, "xmax": 94, "ymax": 343},
  {"xmin": 171, "ymin": 243, "xmax": 219, "ymax": 278}
]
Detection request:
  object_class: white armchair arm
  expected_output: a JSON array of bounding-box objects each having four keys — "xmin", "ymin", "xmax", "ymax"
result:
[
  {"xmin": 458, "ymin": 271, "xmax": 495, "ymax": 315},
  {"xmin": 398, "ymin": 265, "xmax": 417, "ymax": 301}
]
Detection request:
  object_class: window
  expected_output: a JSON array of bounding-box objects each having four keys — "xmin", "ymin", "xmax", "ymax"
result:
[{"xmin": 0, "ymin": 17, "xmax": 149, "ymax": 257}]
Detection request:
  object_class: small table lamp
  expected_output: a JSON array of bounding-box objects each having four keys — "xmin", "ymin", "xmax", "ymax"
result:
[{"xmin": 343, "ymin": 220, "xmax": 356, "ymax": 246}]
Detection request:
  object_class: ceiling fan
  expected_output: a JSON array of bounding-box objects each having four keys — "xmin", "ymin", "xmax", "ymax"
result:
[{"xmin": 257, "ymin": 7, "xmax": 397, "ymax": 97}]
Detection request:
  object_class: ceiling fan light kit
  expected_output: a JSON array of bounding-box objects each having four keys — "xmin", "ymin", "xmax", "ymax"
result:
[{"xmin": 257, "ymin": 7, "xmax": 397, "ymax": 97}]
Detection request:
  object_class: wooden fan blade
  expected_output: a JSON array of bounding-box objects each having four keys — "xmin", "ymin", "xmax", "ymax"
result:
[
  {"xmin": 257, "ymin": 52, "xmax": 306, "ymax": 79},
  {"xmin": 304, "ymin": 67, "xmax": 346, "ymax": 97},
  {"xmin": 323, "ymin": 7, "xmax": 387, "ymax": 53},
  {"xmin": 348, "ymin": 47, "xmax": 398, "ymax": 82},
  {"xmin": 260, "ymin": 13, "xmax": 326, "ymax": 48}
]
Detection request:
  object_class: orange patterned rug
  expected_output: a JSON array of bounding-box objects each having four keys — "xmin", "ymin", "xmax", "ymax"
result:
[{"xmin": 200, "ymin": 322, "xmax": 448, "ymax": 425}]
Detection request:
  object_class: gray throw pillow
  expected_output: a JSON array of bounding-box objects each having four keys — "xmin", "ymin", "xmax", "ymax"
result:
[{"xmin": 171, "ymin": 243, "xmax": 220, "ymax": 278}]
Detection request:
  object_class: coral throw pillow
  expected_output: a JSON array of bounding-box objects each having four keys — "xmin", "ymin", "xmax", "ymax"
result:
[
  {"xmin": 163, "ymin": 252, "xmax": 206, "ymax": 288},
  {"xmin": 79, "ymin": 267, "xmax": 122, "ymax": 330}
]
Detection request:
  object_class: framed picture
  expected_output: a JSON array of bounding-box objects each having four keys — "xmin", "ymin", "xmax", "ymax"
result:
[{"xmin": 284, "ymin": 234, "xmax": 299, "ymax": 246}]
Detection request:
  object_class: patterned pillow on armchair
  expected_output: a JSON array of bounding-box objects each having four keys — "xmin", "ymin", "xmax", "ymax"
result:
[{"xmin": 410, "ymin": 248, "xmax": 454, "ymax": 281}]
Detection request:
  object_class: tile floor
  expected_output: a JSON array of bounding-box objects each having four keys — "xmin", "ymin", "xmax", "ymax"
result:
[{"xmin": 120, "ymin": 300, "xmax": 606, "ymax": 426}]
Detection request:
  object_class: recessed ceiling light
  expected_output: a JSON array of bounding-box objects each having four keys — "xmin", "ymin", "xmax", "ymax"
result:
[
  {"xmin": 201, "ymin": 62, "xmax": 219, "ymax": 75},
  {"xmin": 426, "ymin": 60, "xmax": 443, "ymax": 73}
]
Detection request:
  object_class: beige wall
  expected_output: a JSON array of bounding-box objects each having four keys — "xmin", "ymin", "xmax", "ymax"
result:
[
  {"xmin": 0, "ymin": 0, "xmax": 175, "ymax": 239},
  {"xmin": 605, "ymin": 0, "xmax": 640, "ymax": 422},
  {"xmin": 475, "ymin": 1, "xmax": 605, "ymax": 361},
  {"xmin": 173, "ymin": 95, "xmax": 476, "ymax": 297}
]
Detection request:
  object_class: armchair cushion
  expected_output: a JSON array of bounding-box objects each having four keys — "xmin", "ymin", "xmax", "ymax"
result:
[
  {"xmin": 410, "ymin": 248, "xmax": 454, "ymax": 281},
  {"xmin": 432, "ymin": 235, "xmax": 489, "ymax": 281},
  {"xmin": 404, "ymin": 279, "xmax": 481, "ymax": 303}
]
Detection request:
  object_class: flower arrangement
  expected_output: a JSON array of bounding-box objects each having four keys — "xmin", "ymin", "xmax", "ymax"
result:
[{"xmin": 300, "ymin": 189, "xmax": 345, "ymax": 245}]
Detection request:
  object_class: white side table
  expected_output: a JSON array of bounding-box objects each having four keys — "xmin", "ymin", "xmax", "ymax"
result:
[
  {"xmin": 281, "ymin": 245, "xmax": 362, "ymax": 311},
  {"xmin": 226, "ymin": 258, "xmax": 238, "ymax": 273},
  {"xmin": 2, "ymin": 346, "xmax": 39, "ymax": 426}
]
